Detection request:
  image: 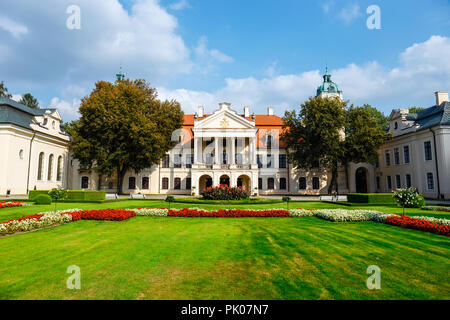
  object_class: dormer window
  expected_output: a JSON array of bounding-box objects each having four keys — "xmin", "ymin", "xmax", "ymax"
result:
[
  {"xmin": 43, "ymin": 118, "xmax": 48, "ymax": 126},
  {"xmin": 394, "ymin": 122, "xmax": 398, "ymax": 130},
  {"xmin": 52, "ymin": 121, "xmax": 56, "ymax": 129}
]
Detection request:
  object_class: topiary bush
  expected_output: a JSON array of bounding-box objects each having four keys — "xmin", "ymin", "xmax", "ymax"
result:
[
  {"xmin": 34, "ymin": 194, "xmax": 52, "ymax": 205},
  {"xmin": 393, "ymin": 188, "xmax": 425, "ymax": 215}
]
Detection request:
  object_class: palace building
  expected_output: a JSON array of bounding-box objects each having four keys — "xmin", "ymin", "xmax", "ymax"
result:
[{"xmin": 1, "ymin": 71, "xmax": 449, "ymax": 199}]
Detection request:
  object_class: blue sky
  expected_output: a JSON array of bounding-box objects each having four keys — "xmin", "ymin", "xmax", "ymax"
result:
[{"xmin": 0, "ymin": 0, "xmax": 449, "ymax": 121}]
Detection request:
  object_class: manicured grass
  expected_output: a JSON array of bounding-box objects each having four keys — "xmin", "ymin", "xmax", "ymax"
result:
[
  {"xmin": 1, "ymin": 200, "xmax": 448, "ymax": 222},
  {"xmin": 1, "ymin": 201, "xmax": 449, "ymax": 300},
  {"xmin": 0, "ymin": 216, "xmax": 449, "ymax": 300}
]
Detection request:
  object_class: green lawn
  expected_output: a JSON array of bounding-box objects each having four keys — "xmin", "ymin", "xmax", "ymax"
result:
[{"xmin": 0, "ymin": 201, "xmax": 449, "ymax": 300}]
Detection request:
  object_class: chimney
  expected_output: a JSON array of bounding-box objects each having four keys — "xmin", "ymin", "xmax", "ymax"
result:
[
  {"xmin": 435, "ymin": 91, "xmax": 449, "ymax": 106},
  {"xmin": 198, "ymin": 106, "xmax": 204, "ymax": 118},
  {"xmin": 244, "ymin": 106, "xmax": 250, "ymax": 118},
  {"xmin": 267, "ymin": 107, "xmax": 274, "ymax": 116}
]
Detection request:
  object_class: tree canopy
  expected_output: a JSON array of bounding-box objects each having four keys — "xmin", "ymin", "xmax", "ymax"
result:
[
  {"xmin": 282, "ymin": 97, "xmax": 390, "ymax": 194},
  {"xmin": 69, "ymin": 78, "xmax": 184, "ymax": 194},
  {"xmin": 0, "ymin": 81, "xmax": 12, "ymax": 98},
  {"xmin": 19, "ymin": 93, "xmax": 40, "ymax": 109},
  {"xmin": 360, "ymin": 104, "xmax": 388, "ymax": 130},
  {"xmin": 408, "ymin": 107, "xmax": 425, "ymax": 114}
]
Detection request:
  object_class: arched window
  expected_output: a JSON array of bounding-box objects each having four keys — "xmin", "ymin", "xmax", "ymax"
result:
[
  {"xmin": 174, "ymin": 177, "xmax": 181, "ymax": 190},
  {"xmin": 280, "ymin": 178, "xmax": 287, "ymax": 190},
  {"xmin": 268, "ymin": 178, "xmax": 275, "ymax": 190},
  {"xmin": 81, "ymin": 176, "xmax": 89, "ymax": 189},
  {"xmin": 128, "ymin": 177, "xmax": 136, "ymax": 189},
  {"xmin": 185, "ymin": 178, "xmax": 191, "ymax": 190},
  {"xmin": 47, "ymin": 154, "xmax": 54, "ymax": 181},
  {"xmin": 142, "ymin": 177, "xmax": 149, "ymax": 190},
  {"xmin": 312, "ymin": 177, "xmax": 320, "ymax": 190},
  {"xmin": 299, "ymin": 177, "xmax": 307, "ymax": 190},
  {"xmin": 37, "ymin": 152, "xmax": 44, "ymax": 180},
  {"xmin": 57, "ymin": 156, "xmax": 63, "ymax": 181},
  {"xmin": 162, "ymin": 178, "xmax": 169, "ymax": 190}
]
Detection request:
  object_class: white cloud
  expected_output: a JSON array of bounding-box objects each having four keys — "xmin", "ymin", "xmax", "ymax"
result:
[
  {"xmin": 195, "ymin": 36, "xmax": 233, "ymax": 63},
  {"xmin": 169, "ymin": 0, "xmax": 190, "ymax": 11},
  {"xmin": 338, "ymin": 3, "xmax": 362, "ymax": 24},
  {"xmin": 158, "ymin": 36, "xmax": 450, "ymax": 116},
  {"xmin": 49, "ymin": 97, "xmax": 81, "ymax": 120},
  {"xmin": 0, "ymin": 16, "xmax": 28, "ymax": 38}
]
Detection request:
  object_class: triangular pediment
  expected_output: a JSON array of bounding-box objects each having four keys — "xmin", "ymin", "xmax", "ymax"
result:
[{"xmin": 194, "ymin": 103, "xmax": 255, "ymax": 130}]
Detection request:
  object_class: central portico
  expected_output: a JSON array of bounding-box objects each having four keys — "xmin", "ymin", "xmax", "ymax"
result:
[{"xmin": 191, "ymin": 102, "xmax": 259, "ymax": 195}]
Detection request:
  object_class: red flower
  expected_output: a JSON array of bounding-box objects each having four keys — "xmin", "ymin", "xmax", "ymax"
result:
[
  {"xmin": 168, "ymin": 209, "xmax": 289, "ymax": 218},
  {"xmin": 385, "ymin": 215, "xmax": 449, "ymax": 237}
]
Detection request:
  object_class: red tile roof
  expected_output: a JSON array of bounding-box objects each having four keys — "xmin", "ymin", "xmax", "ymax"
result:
[{"xmin": 183, "ymin": 114, "xmax": 284, "ymax": 127}]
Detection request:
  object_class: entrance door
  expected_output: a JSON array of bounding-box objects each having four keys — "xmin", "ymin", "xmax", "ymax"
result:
[{"xmin": 355, "ymin": 168, "xmax": 368, "ymax": 193}]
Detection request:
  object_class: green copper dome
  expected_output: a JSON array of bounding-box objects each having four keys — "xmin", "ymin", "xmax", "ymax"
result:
[{"xmin": 316, "ymin": 68, "xmax": 341, "ymax": 96}]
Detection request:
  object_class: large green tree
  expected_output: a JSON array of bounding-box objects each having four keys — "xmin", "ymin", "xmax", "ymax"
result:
[
  {"xmin": 19, "ymin": 93, "xmax": 40, "ymax": 109},
  {"xmin": 283, "ymin": 97, "xmax": 390, "ymax": 194},
  {"xmin": 0, "ymin": 81, "xmax": 12, "ymax": 98},
  {"xmin": 361, "ymin": 104, "xmax": 388, "ymax": 130},
  {"xmin": 70, "ymin": 78, "xmax": 184, "ymax": 194}
]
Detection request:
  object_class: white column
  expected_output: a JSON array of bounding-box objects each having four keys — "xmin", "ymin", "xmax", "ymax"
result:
[
  {"xmin": 214, "ymin": 137, "xmax": 220, "ymax": 164},
  {"xmin": 231, "ymin": 137, "xmax": 235, "ymax": 164},
  {"xmin": 193, "ymin": 137, "xmax": 198, "ymax": 164},
  {"xmin": 250, "ymin": 137, "xmax": 257, "ymax": 165}
]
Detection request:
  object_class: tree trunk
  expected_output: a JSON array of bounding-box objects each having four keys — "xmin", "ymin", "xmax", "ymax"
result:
[
  {"xmin": 327, "ymin": 167, "xmax": 339, "ymax": 195},
  {"xmin": 117, "ymin": 166, "xmax": 126, "ymax": 195}
]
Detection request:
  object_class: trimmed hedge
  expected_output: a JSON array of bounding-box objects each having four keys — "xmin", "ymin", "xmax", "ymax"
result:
[
  {"xmin": 29, "ymin": 190, "xmax": 106, "ymax": 201},
  {"xmin": 34, "ymin": 194, "xmax": 52, "ymax": 205},
  {"xmin": 347, "ymin": 193, "xmax": 396, "ymax": 204}
]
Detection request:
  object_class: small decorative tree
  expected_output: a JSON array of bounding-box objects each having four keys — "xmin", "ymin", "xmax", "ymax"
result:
[
  {"xmin": 48, "ymin": 188, "xmax": 68, "ymax": 213},
  {"xmin": 393, "ymin": 188, "xmax": 425, "ymax": 216},
  {"xmin": 165, "ymin": 195, "xmax": 175, "ymax": 209},
  {"xmin": 282, "ymin": 196, "xmax": 291, "ymax": 210}
]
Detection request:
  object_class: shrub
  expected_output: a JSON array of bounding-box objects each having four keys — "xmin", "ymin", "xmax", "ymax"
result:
[
  {"xmin": 393, "ymin": 188, "xmax": 425, "ymax": 215},
  {"xmin": 202, "ymin": 185, "xmax": 251, "ymax": 200},
  {"xmin": 48, "ymin": 188, "xmax": 68, "ymax": 213},
  {"xmin": 34, "ymin": 194, "xmax": 52, "ymax": 205},
  {"xmin": 282, "ymin": 196, "xmax": 291, "ymax": 210}
]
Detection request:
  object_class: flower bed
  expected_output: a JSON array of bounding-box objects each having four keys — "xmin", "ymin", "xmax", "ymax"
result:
[
  {"xmin": 0, "ymin": 201, "xmax": 30, "ymax": 209},
  {"xmin": 168, "ymin": 208, "xmax": 290, "ymax": 218},
  {"xmin": 313, "ymin": 209, "xmax": 394, "ymax": 223},
  {"xmin": 134, "ymin": 208, "xmax": 168, "ymax": 217},
  {"xmin": 67, "ymin": 209, "xmax": 136, "ymax": 221},
  {"xmin": 289, "ymin": 208, "xmax": 317, "ymax": 217},
  {"xmin": 0, "ymin": 209, "xmax": 81, "ymax": 235},
  {"xmin": 421, "ymin": 206, "xmax": 450, "ymax": 212},
  {"xmin": 385, "ymin": 215, "xmax": 450, "ymax": 237},
  {"xmin": 202, "ymin": 185, "xmax": 251, "ymax": 200}
]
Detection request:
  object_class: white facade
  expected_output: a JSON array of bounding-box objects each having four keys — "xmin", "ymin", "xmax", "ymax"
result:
[{"xmin": 0, "ymin": 98, "xmax": 70, "ymax": 195}]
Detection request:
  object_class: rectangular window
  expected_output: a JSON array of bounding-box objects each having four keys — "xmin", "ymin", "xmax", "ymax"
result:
[
  {"xmin": 279, "ymin": 154, "xmax": 287, "ymax": 168},
  {"xmin": 222, "ymin": 153, "xmax": 228, "ymax": 165},
  {"xmin": 386, "ymin": 176, "xmax": 392, "ymax": 190},
  {"xmin": 385, "ymin": 150, "xmax": 391, "ymax": 166},
  {"xmin": 162, "ymin": 178, "xmax": 169, "ymax": 190},
  {"xmin": 267, "ymin": 178, "xmax": 275, "ymax": 190},
  {"xmin": 426, "ymin": 172, "xmax": 434, "ymax": 190},
  {"xmin": 142, "ymin": 177, "xmax": 149, "ymax": 190},
  {"xmin": 405, "ymin": 174, "xmax": 411, "ymax": 188},
  {"xmin": 258, "ymin": 178, "xmax": 263, "ymax": 190},
  {"xmin": 174, "ymin": 154, "xmax": 182, "ymax": 168},
  {"xmin": 299, "ymin": 177, "xmax": 307, "ymax": 190},
  {"xmin": 162, "ymin": 155, "xmax": 170, "ymax": 168},
  {"xmin": 394, "ymin": 148, "xmax": 400, "ymax": 165},
  {"xmin": 424, "ymin": 141, "xmax": 432, "ymax": 161},
  {"xmin": 257, "ymin": 155, "xmax": 263, "ymax": 169},
  {"xmin": 403, "ymin": 146, "xmax": 410, "ymax": 164},
  {"xmin": 376, "ymin": 176, "xmax": 380, "ymax": 190},
  {"xmin": 280, "ymin": 178, "xmax": 287, "ymax": 190},
  {"xmin": 312, "ymin": 177, "xmax": 320, "ymax": 190},
  {"xmin": 267, "ymin": 154, "xmax": 273, "ymax": 168},
  {"xmin": 174, "ymin": 178, "xmax": 181, "ymax": 190},
  {"xmin": 186, "ymin": 178, "xmax": 191, "ymax": 190},
  {"xmin": 186, "ymin": 154, "xmax": 193, "ymax": 168},
  {"xmin": 395, "ymin": 175, "xmax": 401, "ymax": 189}
]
